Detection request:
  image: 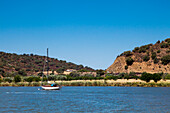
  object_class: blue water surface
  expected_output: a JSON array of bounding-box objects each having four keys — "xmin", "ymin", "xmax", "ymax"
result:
[{"xmin": 0, "ymin": 87, "xmax": 170, "ymax": 113}]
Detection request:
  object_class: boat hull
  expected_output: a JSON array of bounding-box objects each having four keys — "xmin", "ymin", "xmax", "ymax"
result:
[{"xmin": 41, "ymin": 86, "xmax": 60, "ymax": 90}]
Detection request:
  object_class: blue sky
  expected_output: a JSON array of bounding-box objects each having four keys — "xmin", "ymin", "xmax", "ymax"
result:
[{"xmin": 0, "ymin": 0, "xmax": 170, "ymax": 69}]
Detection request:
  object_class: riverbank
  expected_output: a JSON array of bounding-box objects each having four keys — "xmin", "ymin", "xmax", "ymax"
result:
[{"xmin": 0, "ymin": 79, "xmax": 170, "ymax": 87}]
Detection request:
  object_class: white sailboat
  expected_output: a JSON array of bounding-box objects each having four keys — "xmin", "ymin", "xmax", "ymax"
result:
[{"xmin": 41, "ymin": 48, "xmax": 61, "ymax": 90}]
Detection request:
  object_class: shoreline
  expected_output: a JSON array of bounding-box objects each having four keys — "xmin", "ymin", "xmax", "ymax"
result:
[{"xmin": 0, "ymin": 79, "xmax": 170, "ymax": 87}]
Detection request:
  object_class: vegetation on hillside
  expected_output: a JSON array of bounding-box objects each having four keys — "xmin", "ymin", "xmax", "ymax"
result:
[
  {"xmin": 118, "ymin": 38, "xmax": 170, "ymax": 69},
  {"xmin": 0, "ymin": 52, "xmax": 94, "ymax": 77}
]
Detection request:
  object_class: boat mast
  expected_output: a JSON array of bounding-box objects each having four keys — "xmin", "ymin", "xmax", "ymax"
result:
[{"xmin": 47, "ymin": 48, "xmax": 49, "ymax": 79}]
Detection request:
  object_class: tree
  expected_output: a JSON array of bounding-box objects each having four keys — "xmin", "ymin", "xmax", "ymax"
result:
[
  {"xmin": 96, "ymin": 69, "xmax": 105, "ymax": 76},
  {"xmin": 140, "ymin": 72, "xmax": 152, "ymax": 82},
  {"xmin": 56, "ymin": 68, "xmax": 65, "ymax": 74},
  {"xmin": 157, "ymin": 50, "xmax": 160, "ymax": 53},
  {"xmin": 151, "ymin": 52, "xmax": 156, "ymax": 60},
  {"xmin": 126, "ymin": 57, "xmax": 134, "ymax": 66},
  {"xmin": 18, "ymin": 69, "xmax": 27, "ymax": 76},
  {"xmin": 133, "ymin": 47, "xmax": 139, "ymax": 52},
  {"xmin": 0, "ymin": 77, "xmax": 2, "ymax": 83},
  {"xmin": 143, "ymin": 55, "xmax": 150, "ymax": 62},
  {"xmin": 4, "ymin": 77, "xmax": 13, "ymax": 83},
  {"xmin": 14, "ymin": 75, "xmax": 21, "ymax": 83},
  {"xmin": 125, "ymin": 65, "xmax": 128, "ymax": 70},
  {"xmin": 152, "ymin": 73, "xmax": 162, "ymax": 83},
  {"xmin": 160, "ymin": 43, "xmax": 168, "ymax": 48},
  {"xmin": 154, "ymin": 57, "xmax": 159, "ymax": 64},
  {"xmin": 123, "ymin": 51, "xmax": 132, "ymax": 56},
  {"xmin": 161, "ymin": 55, "xmax": 170, "ymax": 65}
]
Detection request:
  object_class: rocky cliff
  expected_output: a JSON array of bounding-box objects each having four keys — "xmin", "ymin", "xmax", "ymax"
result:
[{"xmin": 107, "ymin": 38, "xmax": 170, "ymax": 74}]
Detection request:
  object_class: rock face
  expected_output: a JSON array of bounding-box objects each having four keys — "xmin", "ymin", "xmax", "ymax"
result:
[{"xmin": 107, "ymin": 38, "xmax": 170, "ymax": 74}]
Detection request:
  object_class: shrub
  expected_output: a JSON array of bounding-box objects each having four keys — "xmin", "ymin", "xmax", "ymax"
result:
[
  {"xmin": 151, "ymin": 52, "xmax": 156, "ymax": 60},
  {"xmin": 18, "ymin": 69, "xmax": 27, "ymax": 76},
  {"xmin": 133, "ymin": 47, "xmax": 139, "ymax": 52},
  {"xmin": 143, "ymin": 55, "xmax": 150, "ymax": 62},
  {"xmin": 156, "ymin": 40, "xmax": 160, "ymax": 43},
  {"xmin": 165, "ymin": 38, "xmax": 170, "ymax": 42},
  {"xmin": 15, "ymin": 67, "xmax": 20, "ymax": 71},
  {"xmin": 152, "ymin": 73, "xmax": 162, "ymax": 83},
  {"xmin": 161, "ymin": 55, "xmax": 170, "ymax": 65},
  {"xmin": 125, "ymin": 65, "xmax": 128, "ymax": 70},
  {"xmin": 139, "ymin": 48, "xmax": 146, "ymax": 53},
  {"xmin": 56, "ymin": 75, "xmax": 67, "ymax": 80},
  {"xmin": 4, "ymin": 77, "xmax": 13, "ymax": 83},
  {"xmin": 123, "ymin": 51, "xmax": 132, "ymax": 57},
  {"xmin": 154, "ymin": 57, "xmax": 159, "ymax": 64},
  {"xmin": 160, "ymin": 43, "xmax": 168, "ymax": 48},
  {"xmin": 96, "ymin": 69, "xmax": 105, "ymax": 76},
  {"xmin": 157, "ymin": 50, "xmax": 160, "ymax": 53},
  {"xmin": 105, "ymin": 75, "xmax": 118, "ymax": 80},
  {"xmin": 165, "ymin": 74, "xmax": 170, "ymax": 80},
  {"xmin": 0, "ymin": 77, "xmax": 2, "ymax": 83},
  {"xmin": 14, "ymin": 75, "xmax": 21, "ymax": 83},
  {"xmin": 140, "ymin": 72, "xmax": 152, "ymax": 82},
  {"xmin": 126, "ymin": 57, "xmax": 134, "ymax": 66},
  {"xmin": 166, "ymin": 50, "xmax": 170, "ymax": 53},
  {"xmin": 56, "ymin": 68, "xmax": 65, "ymax": 74}
]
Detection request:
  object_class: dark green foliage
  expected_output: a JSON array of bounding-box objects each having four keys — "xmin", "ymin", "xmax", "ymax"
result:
[
  {"xmin": 69, "ymin": 72, "xmax": 80, "ymax": 77},
  {"xmin": 14, "ymin": 75, "xmax": 21, "ymax": 83},
  {"xmin": 0, "ymin": 76, "xmax": 2, "ymax": 83},
  {"xmin": 166, "ymin": 50, "xmax": 170, "ymax": 53},
  {"xmin": 42, "ymin": 77, "xmax": 48, "ymax": 81},
  {"xmin": 161, "ymin": 55, "xmax": 170, "ymax": 65},
  {"xmin": 35, "ymin": 60, "xmax": 42, "ymax": 64},
  {"xmin": 151, "ymin": 52, "xmax": 156, "ymax": 60},
  {"xmin": 143, "ymin": 55, "xmax": 150, "ymax": 62},
  {"xmin": 152, "ymin": 73, "xmax": 162, "ymax": 83},
  {"xmin": 24, "ymin": 76, "xmax": 41, "ymax": 82},
  {"xmin": 157, "ymin": 50, "xmax": 160, "ymax": 53},
  {"xmin": 139, "ymin": 44, "xmax": 152, "ymax": 53},
  {"xmin": 78, "ymin": 69, "xmax": 88, "ymax": 72},
  {"xmin": 126, "ymin": 57, "xmax": 134, "ymax": 66},
  {"xmin": 38, "ymin": 72, "xmax": 44, "ymax": 76},
  {"xmin": 140, "ymin": 72, "xmax": 152, "ymax": 82},
  {"xmin": 26, "ymin": 69, "xmax": 31, "ymax": 71},
  {"xmin": 0, "ymin": 69, "xmax": 5, "ymax": 77},
  {"xmin": 154, "ymin": 57, "xmax": 159, "ymax": 64},
  {"xmin": 56, "ymin": 68, "xmax": 65, "ymax": 74},
  {"xmin": 123, "ymin": 51, "xmax": 132, "ymax": 56},
  {"xmin": 105, "ymin": 75, "xmax": 118, "ymax": 80},
  {"xmin": 165, "ymin": 38, "xmax": 170, "ymax": 43},
  {"xmin": 139, "ymin": 48, "xmax": 146, "ymax": 53},
  {"xmin": 56, "ymin": 75, "xmax": 67, "ymax": 80},
  {"xmin": 0, "ymin": 51, "xmax": 94, "ymax": 76},
  {"xmin": 133, "ymin": 47, "xmax": 139, "ymax": 52},
  {"xmin": 165, "ymin": 74, "xmax": 170, "ymax": 80},
  {"xmin": 125, "ymin": 65, "xmax": 128, "ymax": 70},
  {"xmin": 4, "ymin": 77, "xmax": 13, "ymax": 83},
  {"xmin": 160, "ymin": 43, "xmax": 168, "ymax": 48},
  {"xmin": 156, "ymin": 40, "xmax": 160, "ymax": 43},
  {"xmin": 96, "ymin": 69, "xmax": 105, "ymax": 76},
  {"xmin": 140, "ymin": 72, "xmax": 162, "ymax": 83},
  {"xmin": 18, "ymin": 69, "xmax": 27, "ymax": 76},
  {"xmin": 15, "ymin": 67, "xmax": 20, "ymax": 71}
]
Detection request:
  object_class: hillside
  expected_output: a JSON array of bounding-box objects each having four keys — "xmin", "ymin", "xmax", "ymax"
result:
[
  {"xmin": 0, "ymin": 52, "xmax": 94, "ymax": 77},
  {"xmin": 107, "ymin": 38, "xmax": 170, "ymax": 74}
]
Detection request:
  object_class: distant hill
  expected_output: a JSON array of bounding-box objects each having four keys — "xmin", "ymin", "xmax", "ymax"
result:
[
  {"xmin": 107, "ymin": 38, "xmax": 170, "ymax": 74},
  {"xmin": 0, "ymin": 52, "xmax": 94, "ymax": 77}
]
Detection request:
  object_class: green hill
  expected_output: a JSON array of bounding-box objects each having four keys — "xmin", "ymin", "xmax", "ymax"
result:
[{"xmin": 0, "ymin": 52, "xmax": 94, "ymax": 77}]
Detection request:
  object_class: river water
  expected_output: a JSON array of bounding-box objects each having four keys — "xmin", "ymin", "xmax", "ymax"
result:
[{"xmin": 0, "ymin": 87, "xmax": 169, "ymax": 113}]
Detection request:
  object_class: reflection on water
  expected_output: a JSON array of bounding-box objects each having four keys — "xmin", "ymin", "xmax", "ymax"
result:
[{"xmin": 0, "ymin": 87, "xmax": 170, "ymax": 113}]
